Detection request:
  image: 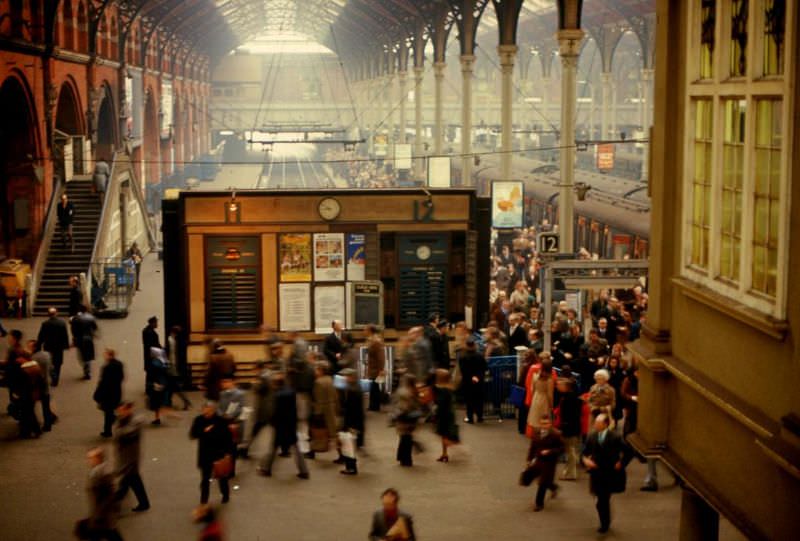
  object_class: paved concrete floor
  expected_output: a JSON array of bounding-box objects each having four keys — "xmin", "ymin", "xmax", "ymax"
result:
[{"xmin": 0, "ymin": 256, "xmax": 746, "ymax": 541}]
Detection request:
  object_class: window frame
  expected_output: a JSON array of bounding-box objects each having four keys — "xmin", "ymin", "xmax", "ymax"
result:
[{"xmin": 682, "ymin": 0, "xmax": 795, "ymax": 319}]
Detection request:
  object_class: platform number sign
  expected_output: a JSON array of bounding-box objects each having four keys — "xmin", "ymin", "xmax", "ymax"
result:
[{"xmin": 538, "ymin": 232, "xmax": 560, "ymax": 254}]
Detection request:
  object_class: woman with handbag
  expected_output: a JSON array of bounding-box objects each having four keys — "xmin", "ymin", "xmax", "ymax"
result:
[
  {"xmin": 434, "ymin": 369, "xmax": 460, "ymax": 463},
  {"xmin": 190, "ymin": 402, "xmax": 234, "ymax": 504}
]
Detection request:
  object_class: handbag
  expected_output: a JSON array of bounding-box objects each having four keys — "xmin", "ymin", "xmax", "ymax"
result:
[
  {"xmin": 509, "ymin": 384, "xmax": 526, "ymax": 408},
  {"xmin": 310, "ymin": 416, "xmax": 330, "ymax": 453},
  {"xmin": 338, "ymin": 431, "xmax": 356, "ymax": 459},
  {"xmin": 212, "ymin": 454, "xmax": 233, "ymax": 479}
]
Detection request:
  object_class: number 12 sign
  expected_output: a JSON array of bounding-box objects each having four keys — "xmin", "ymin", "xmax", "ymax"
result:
[{"xmin": 538, "ymin": 232, "xmax": 560, "ymax": 254}]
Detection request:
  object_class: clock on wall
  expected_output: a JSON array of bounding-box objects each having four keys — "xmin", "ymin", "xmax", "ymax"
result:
[
  {"xmin": 317, "ymin": 197, "xmax": 341, "ymax": 221},
  {"xmin": 416, "ymin": 245, "xmax": 432, "ymax": 261}
]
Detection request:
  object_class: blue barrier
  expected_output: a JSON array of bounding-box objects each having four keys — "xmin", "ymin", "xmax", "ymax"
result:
[{"xmin": 483, "ymin": 355, "xmax": 519, "ymax": 420}]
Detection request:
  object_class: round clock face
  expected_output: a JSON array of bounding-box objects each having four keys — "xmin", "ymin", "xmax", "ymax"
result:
[
  {"xmin": 318, "ymin": 197, "xmax": 341, "ymax": 221},
  {"xmin": 416, "ymin": 245, "xmax": 432, "ymax": 261}
]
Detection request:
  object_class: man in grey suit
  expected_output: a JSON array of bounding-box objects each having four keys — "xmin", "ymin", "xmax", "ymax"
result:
[{"xmin": 369, "ymin": 488, "xmax": 415, "ymax": 541}]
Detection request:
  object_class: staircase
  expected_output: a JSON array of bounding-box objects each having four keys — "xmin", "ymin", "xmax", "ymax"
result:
[{"xmin": 33, "ymin": 178, "xmax": 102, "ymax": 316}]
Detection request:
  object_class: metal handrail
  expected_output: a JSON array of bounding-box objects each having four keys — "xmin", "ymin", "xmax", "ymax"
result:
[
  {"xmin": 28, "ymin": 176, "xmax": 64, "ymax": 314},
  {"xmin": 120, "ymin": 152, "xmax": 157, "ymax": 249}
]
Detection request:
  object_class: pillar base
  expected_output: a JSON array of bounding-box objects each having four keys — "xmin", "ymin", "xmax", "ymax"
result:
[{"xmin": 680, "ymin": 488, "xmax": 719, "ymax": 541}]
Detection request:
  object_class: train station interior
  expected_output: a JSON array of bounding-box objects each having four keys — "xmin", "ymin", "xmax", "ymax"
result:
[{"xmin": 0, "ymin": 1, "xmax": 797, "ymax": 540}]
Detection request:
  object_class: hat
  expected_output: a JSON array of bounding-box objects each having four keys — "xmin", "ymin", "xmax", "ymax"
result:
[{"xmin": 148, "ymin": 316, "xmax": 158, "ymax": 324}]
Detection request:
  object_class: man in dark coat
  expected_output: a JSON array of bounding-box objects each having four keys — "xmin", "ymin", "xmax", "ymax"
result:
[
  {"xmin": 141, "ymin": 316, "xmax": 160, "ymax": 372},
  {"xmin": 56, "ymin": 193, "xmax": 75, "ymax": 252},
  {"xmin": 113, "ymin": 402, "xmax": 150, "ymax": 512},
  {"xmin": 508, "ymin": 313, "xmax": 528, "ymax": 351},
  {"xmin": 70, "ymin": 307, "xmax": 97, "ymax": 380},
  {"xmin": 431, "ymin": 320, "xmax": 451, "ymax": 370},
  {"xmin": 257, "ymin": 374, "xmax": 309, "ymax": 479},
  {"xmin": 458, "ymin": 338, "xmax": 487, "ymax": 424},
  {"xmin": 94, "ymin": 349, "xmax": 124, "ymax": 437},
  {"xmin": 322, "ymin": 320, "xmax": 345, "ymax": 374},
  {"xmin": 582, "ymin": 413, "xmax": 627, "ymax": 533},
  {"xmin": 523, "ymin": 415, "xmax": 565, "ymax": 511},
  {"xmin": 79, "ymin": 447, "xmax": 122, "ymax": 541},
  {"xmin": 368, "ymin": 488, "xmax": 416, "ymax": 541},
  {"xmin": 36, "ymin": 307, "xmax": 70, "ymax": 386},
  {"xmin": 556, "ymin": 377, "xmax": 583, "ymax": 480},
  {"xmin": 68, "ymin": 276, "xmax": 82, "ymax": 317},
  {"xmin": 204, "ymin": 340, "xmax": 235, "ymax": 401},
  {"xmin": 190, "ymin": 401, "xmax": 235, "ymax": 504}
]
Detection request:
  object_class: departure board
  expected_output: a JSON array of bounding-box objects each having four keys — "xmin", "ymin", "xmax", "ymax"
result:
[
  {"xmin": 399, "ymin": 266, "xmax": 447, "ymax": 327},
  {"xmin": 205, "ymin": 236, "xmax": 260, "ymax": 330}
]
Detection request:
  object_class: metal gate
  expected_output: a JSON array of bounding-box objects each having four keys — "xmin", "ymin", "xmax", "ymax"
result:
[
  {"xmin": 89, "ymin": 258, "xmax": 136, "ymax": 317},
  {"xmin": 483, "ymin": 355, "xmax": 519, "ymax": 420}
]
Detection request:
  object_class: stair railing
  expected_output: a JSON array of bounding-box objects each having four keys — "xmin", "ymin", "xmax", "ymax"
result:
[
  {"xmin": 28, "ymin": 176, "xmax": 64, "ymax": 315},
  {"xmin": 87, "ymin": 152, "xmax": 119, "ymax": 300}
]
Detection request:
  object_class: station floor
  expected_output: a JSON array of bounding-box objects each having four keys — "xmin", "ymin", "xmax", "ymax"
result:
[{"xmin": 0, "ymin": 256, "xmax": 747, "ymax": 541}]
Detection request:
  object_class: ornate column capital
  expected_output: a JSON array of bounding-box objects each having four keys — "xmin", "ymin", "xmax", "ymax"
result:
[
  {"xmin": 556, "ymin": 28, "xmax": 585, "ymax": 58},
  {"xmin": 459, "ymin": 54, "xmax": 476, "ymax": 73}
]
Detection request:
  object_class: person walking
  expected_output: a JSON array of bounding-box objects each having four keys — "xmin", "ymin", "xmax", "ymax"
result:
[
  {"xmin": 190, "ymin": 402, "xmax": 234, "ymax": 504},
  {"xmin": 93, "ymin": 157, "xmax": 110, "ymax": 196},
  {"xmin": 113, "ymin": 402, "xmax": 150, "ymax": 512},
  {"xmin": 141, "ymin": 317, "xmax": 160, "ymax": 372},
  {"xmin": 125, "ymin": 243, "xmax": 143, "ymax": 292},
  {"xmin": 433, "ymin": 369, "xmax": 459, "ymax": 463},
  {"xmin": 526, "ymin": 357, "xmax": 555, "ymax": 437},
  {"xmin": 322, "ymin": 320, "xmax": 345, "ymax": 374},
  {"xmin": 582, "ymin": 413, "xmax": 627, "ymax": 534},
  {"xmin": 16, "ymin": 339, "xmax": 47, "ymax": 439},
  {"xmin": 68, "ymin": 276, "xmax": 83, "ymax": 317},
  {"xmin": 94, "ymin": 349, "xmax": 124, "ymax": 437},
  {"xmin": 165, "ymin": 326, "xmax": 191, "ymax": 410},
  {"xmin": 193, "ymin": 504, "xmax": 225, "ymax": 541},
  {"xmin": 241, "ymin": 360, "xmax": 276, "ymax": 459},
  {"xmin": 307, "ymin": 360, "xmax": 338, "ymax": 460},
  {"xmin": 27, "ymin": 342, "xmax": 56, "ymax": 432},
  {"xmin": 145, "ymin": 348, "xmax": 168, "ymax": 425},
  {"xmin": 521, "ymin": 414, "xmax": 564, "ymax": 511},
  {"xmin": 57, "ymin": 193, "xmax": 75, "ymax": 252},
  {"xmin": 458, "ymin": 337, "xmax": 486, "ymax": 424},
  {"xmin": 368, "ymin": 488, "xmax": 416, "ymax": 541},
  {"xmin": 78, "ymin": 447, "xmax": 123, "ymax": 541},
  {"xmin": 555, "ymin": 376, "xmax": 583, "ymax": 481},
  {"xmin": 204, "ymin": 340, "xmax": 235, "ymax": 401},
  {"xmin": 257, "ymin": 374, "xmax": 309, "ymax": 480},
  {"xmin": 364, "ymin": 324, "xmax": 385, "ymax": 412},
  {"xmin": 70, "ymin": 306, "xmax": 97, "ymax": 380},
  {"xmin": 337, "ymin": 368, "xmax": 365, "ymax": 475},
  {"xmin": 36, "ymin": 307, "xmax": 70, "ymax": 387},
  {"xmin": 217, "ymin": 378, "xmax": 245, "ymax": 462},
  {"xmin": 392, "ymin": 374, "xmax": 421, "ymax": 467}
]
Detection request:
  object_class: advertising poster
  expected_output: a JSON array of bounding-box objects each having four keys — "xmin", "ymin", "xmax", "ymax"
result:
[
  {"xmin": 313, "ymin": 233, "xmax": 345, "ymax": 282},
  {"xmin": 314, "ymin": 285, "xmax": 346, "ymax": 334},
  {"xmin": 596, "ymin": 143, "xmax": 615, "ymax": 170},
  {"xmin": 491, "ymin": 180, "xmax": 524, "ymax": 228},
  {"xmin": 279, "ymin": 283, "xmax": 311, "ymax": 331},
  {"xmin": 346, "ymin": 234, "xmax": 366, "ymax": 281},
  {"xmin": 279, "ymin": 233, "xmax": 312, "ymax": 282},
  {"xmin": 394, "ymin": 144, "xmax": 412, "ymax": 170}
]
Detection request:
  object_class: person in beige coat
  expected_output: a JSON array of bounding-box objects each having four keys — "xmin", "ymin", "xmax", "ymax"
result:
[
  {"xmin": 527, "ymin": 358, "xmax": 555, "ymax": 433},
  {"xmin": 307, "ymin": 360, "xmax": 338, "ymax": 459}
]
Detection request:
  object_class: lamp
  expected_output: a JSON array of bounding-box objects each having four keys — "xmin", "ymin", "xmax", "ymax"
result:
[{"xmin": 225, "ymin": 190, "xmax": 241, "ymax": 223}]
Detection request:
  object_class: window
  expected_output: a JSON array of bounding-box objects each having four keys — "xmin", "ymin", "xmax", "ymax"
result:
[
  {"xmin": 752, "ymin": 99, "xmax": 781, "ymax": 296},
  {"xmin": 763, "ymin": 0, "xmax": 786, "ymax": 75},
  {"xmin": 730, "ymin": 0, "xmax": 748, "ymax": 77},
  {"xmin": 691, "ymin": 99, "xmax": 713, "ymax": 268},
  {"xmin": 719, "ymin": 99, "xmax": 745, "ymax": 281},
  {"xmin": 700, "ymin": 0, "xmax": 716, "ymax": 78},
  {"xmin": 683, "ymin": 0, "xmax": 792, "ymax": 318}
]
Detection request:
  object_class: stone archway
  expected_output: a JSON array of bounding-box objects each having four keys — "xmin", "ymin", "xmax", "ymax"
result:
[
  {"xmin": 54, "ymin": 80, "xmax": 85, "ymax": 181},
  {"xmin": 95, "ymin": 84, "xmax": 116, "ymax": 161},
  {"xmin": 0, "ymin": 74, "xmax": 42, "ymax": 262}
]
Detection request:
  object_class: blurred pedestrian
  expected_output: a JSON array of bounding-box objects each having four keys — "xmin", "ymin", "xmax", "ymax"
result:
[
  {"xmin": 368, "ymin": 488, "xmax": 415, "ymax": 541},
  {"xmin": 434, "ymin": 369, "xmax": 459, "ymax": 463},
  {"xmin": 145, "ymin": 347, "xmax": 168, "ymax": 425},
  {"xmin": 458, "ymin": 337, "xmax": 486, "ymax": 424},
  {"xmin": 555, "ymin": 377, "xmax": 583, "ymax": 481},
  {"xmin": 392, "ymin": 374, "xmax": 420, "ymax": 467},
  {"xmin": 113, "ymin": 402, "xmax": 150, "ymax": 512},
  {"xmin": 526, "ymin": 356, "xmax": 554, "ymax": 437},
  {"xmin": 94, "ymin": 349, "xmax": 124, "ymax": 437},
  {"xmin": 27, "ymin": 340, "xmax": 57, "ymax": 431},
  {"xmin": 337, "ymin": 368, "xmax": 364, "ymax": 475},
  {"xmin": 71, "ymin": 306, "xmax": 97, "ymax": 380},
  {"xmin": 141, "ymin": 317, "xmax": 160, "ymax": 372},
  {"xmin": 68, "ymin": 276, "xmax": 82, "ymax": 317},
  {"xmin": 166, "ymin": 326, "xmax": 191, "ymax": 410},
  {"xmin": 521, "ymin": 414, "xmax": 564, "ymax": 512},
  {"xmin": 307, "ymin": 360, "xmax": 337, "ymax": 460},
  {"xmin": 364, "ymin": 324, "xmax": 385, "ymax": 412},
  {"xmin": 193, "ymin": 504, "xmax": 224, "ymax": 541},
  {"xmin": 57, "ymin": 193, "xmax": 74, "ymax": 253},
  {"xmin": 76, "ymin": 447, "xmax": 122, "ymax": 541},
  {"xmin": 204, "ymin": 340, "xmax": 235, "ymax": 401},
  {"xmin": 36, "ymin": 307, "xmax": 70, "ymax": 386},
  {"xmin": 257, "ymin": 374, "xmax": 309, "ymax": 479},
  {"xmin": 582, "ymin": 413, "xmax": 627, "ymax": 534}
]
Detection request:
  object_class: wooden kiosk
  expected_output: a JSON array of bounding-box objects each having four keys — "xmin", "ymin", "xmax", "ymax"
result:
[{"xmin": 161, "ymin": 188, "xmax": 485, "ymax": 378}]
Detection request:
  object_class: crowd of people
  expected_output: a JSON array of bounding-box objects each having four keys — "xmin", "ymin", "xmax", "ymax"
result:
[{"xmin": 325, "ymin": 148, "xmax": 399, "ymax": 188}]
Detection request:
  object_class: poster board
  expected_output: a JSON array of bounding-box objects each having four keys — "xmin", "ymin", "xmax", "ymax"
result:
[
  {"xmin": 279, "ymin": 283, "xmax": 311, "ymax": 331},
  {"xmin": 374, "ymin": 133, "xmax": 388, "ymax": 157},
  {"xmin": 348, "ymin": 281, "xmax": 383, "ymax": 329},
  {"xmin": 346, "ymin": 234, "xmax": 366, "ymax": 281},
  {"xmin": 394, "ymin": 144, "xmax": 412, "ymax": 170},
  {"xmin": 491, "ymin": 180, "xmax": 524, "ymax": 228},
  {"xmin": 279, "ymin": 233, "xmax": 312, "ymax": 282},
  {"xmin": 427, "ymin": 156, "xmax": 451, "ymax": 187},
  {"xmin": 313, "ymin": 233, "xmax": 345, "ymax": 282},
  {"xmin": 314, "ymin": 285, "xmax": 346, "ymax": 334}
]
